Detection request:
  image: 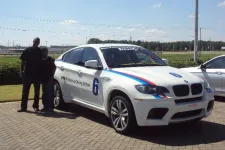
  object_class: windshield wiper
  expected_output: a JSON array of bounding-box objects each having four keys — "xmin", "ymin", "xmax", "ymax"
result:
[
  {"xmin": 108, "ymin": 63, "xmax": 165, "ymax": 68},
  {"xmin": 119, "ymin": 63, "xmax": 165, "ymax": 67},
  {"xmin": 142, "ymin": 63, "xmax": 164, "ymax": 66}
]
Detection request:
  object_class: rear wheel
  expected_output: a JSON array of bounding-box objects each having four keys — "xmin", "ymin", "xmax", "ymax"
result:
[
  {"xmin": 53, "ymin": 81, "xmax": 66, "ymax": 109},
  {"xmin": 109, "ymin": 96, "xmax": 137, "ymax": 135}
]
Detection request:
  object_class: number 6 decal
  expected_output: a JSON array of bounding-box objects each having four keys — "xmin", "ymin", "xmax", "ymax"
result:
[{"xmin": 92, "ymin": 78, "xmax": 99, "ymax": 96}]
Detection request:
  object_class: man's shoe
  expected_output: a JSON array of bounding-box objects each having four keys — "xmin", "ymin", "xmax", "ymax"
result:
[
  {"xmin": 33, "ymin": 108, "xmax": 40, "ymax": 112},
  {"xmin": 40, "ymin": 108, "xmax": 47, "ymax": 112},
  {"xmin": 47, "ymin": 109, "xmax": 54, "ymax": 112},
  {"xmin": 17, "ymin": 109, "xmax": 27, "ymax": 112}
]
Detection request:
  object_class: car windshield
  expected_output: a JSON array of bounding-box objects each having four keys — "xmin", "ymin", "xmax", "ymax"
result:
[{"xmin": 100, "ymin": 46, "xmax": 166, "ymax": 68}]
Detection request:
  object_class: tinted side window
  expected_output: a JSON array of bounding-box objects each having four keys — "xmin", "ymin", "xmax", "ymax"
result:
[
  {"xmin": 62, "ymin": 51, "xmax": 71, "ymax": 62},
  {"xmin": 205, "ymin": 57, "xmax": 225, "ymax": 69},
  {"xmin": 64, "ymin": 48, "xmax": 83, "ymax": 64},
  {"xmin": 81, "ymin": 47, "xmax": 101, "ymax": 65}
]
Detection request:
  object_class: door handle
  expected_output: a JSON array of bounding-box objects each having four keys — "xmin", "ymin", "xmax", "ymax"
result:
[
  {"xmin": 78, "ymin": 70, "xmax": 82, "ymax": 75},
  {"xmin": 216, "ymin": 72, "xmax": 222, "ymax": 75},
  {"xmin": 59, "ymin": 66, "xmax": 64, "ymax": 71}
]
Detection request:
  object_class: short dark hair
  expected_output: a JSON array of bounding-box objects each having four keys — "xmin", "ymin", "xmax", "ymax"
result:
[
  {"xmin": 33, "ymin": 37, "xmax": 40, "ymax": 42},
  {"xmin": 42, "ymin": 47, "xmax": 48, "ymax": 52}
]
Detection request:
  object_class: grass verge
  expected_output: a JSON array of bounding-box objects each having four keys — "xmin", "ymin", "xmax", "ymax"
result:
[{"xmin": 0, "ymin": 85, "xmax": 42, "ymax": 103}]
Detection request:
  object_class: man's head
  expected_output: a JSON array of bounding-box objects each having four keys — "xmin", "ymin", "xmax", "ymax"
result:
[
  {"xmin": 33, "ymin": 37, "xmax": 40, "ymax": 47},
  {"xmin": 41, "ymin": 47, "xmax": 48, "ymax": 58}
]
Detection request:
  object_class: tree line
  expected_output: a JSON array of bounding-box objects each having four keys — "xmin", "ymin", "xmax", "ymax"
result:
[{"xmin": 88, "ymin": 38, "xmax": 225, "ymax": 51}]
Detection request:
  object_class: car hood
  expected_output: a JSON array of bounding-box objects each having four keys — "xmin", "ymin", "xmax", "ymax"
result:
[
  {"xmin": 111, "ymin": 66, "xmax": 203, "ymax": 86},
  {"xmin": 180, "ymin": 66, "xmax": 200, "ymax": 73}
]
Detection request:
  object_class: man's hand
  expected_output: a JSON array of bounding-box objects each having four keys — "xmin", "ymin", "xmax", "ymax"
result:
[
  {"xmin": 20, "ymin": 60, "xmax": 25, "ymax": 79},
  {"xmin": 20, "ymin": 71, "xmax": 24, "ymax": 78}
]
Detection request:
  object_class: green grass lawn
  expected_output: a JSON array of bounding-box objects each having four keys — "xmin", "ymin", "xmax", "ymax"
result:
[
  {"xmin": 0, "ymin": 56, "xmax": 21, "ymax": 63},
  {"xmin": 159, "ymin": 53, "xmax": 221, "ymax": 62},
  {"xmin": 0, "ymin": 85, "xmax": 42, "ymax": 102}
]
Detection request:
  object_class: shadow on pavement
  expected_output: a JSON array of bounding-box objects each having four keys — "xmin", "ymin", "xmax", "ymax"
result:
[
  {"xmin": 215, "ymin": 96, "xmax": 225, "ymax": 103},
  {"xmin": 129, "ymin": 121, "xmax": 225, "ymax": 146},
  {"xmin": 25, "ymin": 109, "xmax": 78, "ymax": 119},
  {"xmin": 59, "ymin": 103, "xmax": 225, "ymax": 146},
  {"xmin": 27, "ymin": 103, "xmax": 225, "ymax": 146},
  {"xmin": 61, "ymin": 104, "xmax": 111, "ymax": 126}
]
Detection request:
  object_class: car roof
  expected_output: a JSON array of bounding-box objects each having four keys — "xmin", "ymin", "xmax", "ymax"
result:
[{"xmin": 77, "ymin": 43, "xmax": 141, "ymax": 49}]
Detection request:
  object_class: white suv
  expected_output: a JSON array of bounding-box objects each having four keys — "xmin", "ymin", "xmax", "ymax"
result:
[{"xmin": 53, "ymin": 44, "xmax": 214, "ymax": 134}]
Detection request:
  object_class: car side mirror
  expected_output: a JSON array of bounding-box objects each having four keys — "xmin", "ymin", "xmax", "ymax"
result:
[
  {"xmin": 200, "ymin": 64, "xmax": 206, "ymax": 71},
  {"xmin": 85, "ymin": 60, "xmax": 103, "ymax": 70},
  {"xmin": 162, "ymin": 58, "xmax": 168, "ymax": 65}
]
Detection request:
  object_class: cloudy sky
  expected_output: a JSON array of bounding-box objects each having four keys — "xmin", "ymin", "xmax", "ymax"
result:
[{"xmin": 0, "ymin": 0, "xmax": 224, "ymax": 46}]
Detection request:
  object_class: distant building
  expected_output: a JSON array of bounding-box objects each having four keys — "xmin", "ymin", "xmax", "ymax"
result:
[{"xmin": 48, "ymin": 45, "xmax": 77, "ymax": 52}]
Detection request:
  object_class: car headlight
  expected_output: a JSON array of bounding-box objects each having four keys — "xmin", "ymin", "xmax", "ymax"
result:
[
  {"xmin": 203, "ymin": 80, "xmax": 210, "ymax": 88},
  {"xmin": 203, "ymin": 80, "xmax": 214, "ymax": 93},
  {"xmin": 135, "ymin": 85, "xmax": 170, "ymax": 95}
]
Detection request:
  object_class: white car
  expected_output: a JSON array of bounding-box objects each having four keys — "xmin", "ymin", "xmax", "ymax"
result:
[
  {"xmin": 53, "ymin": 44, "xmax": 214, "ymax": 134},
  {"xmin": 181, "ymin": 55, "xmax": 225, "ymax": 98}
]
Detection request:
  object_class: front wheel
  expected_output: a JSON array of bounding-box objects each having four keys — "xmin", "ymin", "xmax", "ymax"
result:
[
  {"xmin": 109, "ymin": 96, "xmax": 137, "ymax": 134},
  {"xmin": 53, "ymin": 81, "xmax": 66, "ymax": 109}
]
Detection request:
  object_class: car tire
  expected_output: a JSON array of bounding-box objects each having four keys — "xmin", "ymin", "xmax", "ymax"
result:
[
  {"xmin": 109, "ymin": 96, "xmax": 137, "ymax": 135},
  {"xmin": 182, "ymin": 117, "xmax": 203, "ymax": 125},
  {"xmin": 53, "ymin": 81, "xmax": 66, "ymax": 109},
  {"xmin": 190, "ymin": 117, "xmax": 203, "ymax": 123}
]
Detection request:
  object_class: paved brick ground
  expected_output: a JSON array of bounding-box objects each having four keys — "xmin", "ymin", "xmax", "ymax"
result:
[{"xmin": 1, "ymin": 101, "xmax": 225, "ymax": 150}]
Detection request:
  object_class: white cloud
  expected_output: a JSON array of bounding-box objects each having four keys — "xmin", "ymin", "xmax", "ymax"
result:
[
  {"xmin": 59, "ymin": 20, "xmax": 78, "ymax": 25},
  {"xmin": 188, "ymin": 14, "xmax": 200, "ymax": 19},
  {"xmin": 80, "ymin": 26, "xmax": 88, "ymax": 30},
  {"xmin": 116, "ymin": 27, "xmax": 135, "ymax": 32},
  {"xmin": 126, "ymin": 28, "xmax": 135, "ymax": 32},
  {"xmin": 218, "ymin": 1, "xmax": 225, "ymax": 7},
  {"xmin": 130, "ymin": 24, "xmax": 142, "ymax": 28},
  {"xmin": 145, "ymin": 29, "xmax": 164, "ymax": 34},
  {"xmin": 188, "ymin": 14, "xmax": 195, "ymax": 18},
  {"xmin": 219, "ymin": 20, "xmax": 224, "ymax": 23},
  {"xmin": 152, "ymin": 2, "xmax": 162, "ymax": 8}
]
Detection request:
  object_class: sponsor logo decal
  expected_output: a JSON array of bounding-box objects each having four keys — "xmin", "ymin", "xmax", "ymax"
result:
[
  {"xmin": 63, "ymin": 76, "xmax": 91, "ymax": 87},
  {"xmin": 188, "ymin": 104, "xmax": 197, "ymax": 107},
  {"xmin": 184, "ymin": 80, "xmax": 188, "ymax": 83},
  {"xmin": 169, "ymin": 72, "xmax": 182, "ymax": 78}
]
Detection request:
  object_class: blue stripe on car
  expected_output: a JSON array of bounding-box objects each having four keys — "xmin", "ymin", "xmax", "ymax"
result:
[
  {"xmin": 104, "ymin": 68, "xmax": 161, "ymax": 99},
  {"xmin": 104, "ymin": 69, "xmax": 148, "ymax": 85}
]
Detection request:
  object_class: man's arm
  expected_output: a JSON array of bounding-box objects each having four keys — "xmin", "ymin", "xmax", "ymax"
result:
[
  {"xmin": 19, "ymin": 48, "xmax": 28, "ymax": 78},
  {"xmin": 20, "ymin": 60, "xmax": 25, "ymax": 77}
]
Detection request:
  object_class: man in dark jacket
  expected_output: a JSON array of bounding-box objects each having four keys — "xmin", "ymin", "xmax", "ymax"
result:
[
  {"xmin": 18, "ymin": 37, "xmax": 42, "ymax": 112},
  {"xmin": 40, "ymin": 47, "xmax": 56, "ymax": 112}
]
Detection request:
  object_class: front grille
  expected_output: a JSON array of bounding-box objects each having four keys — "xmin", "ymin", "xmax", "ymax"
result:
[
  {"xmin": 175, "ymin": 96, "xmax": 203, "ymax": 104},
  {"xmin": 171, "ymin": 109, "xmax": 203, "ymax": 119},
  {"xmin": 173, "ymin": 85, "xmax": 189, "ymax": 97},
  {"xmin": 191, "ymin": 83, "xmax": 203, "ymax": 95}
]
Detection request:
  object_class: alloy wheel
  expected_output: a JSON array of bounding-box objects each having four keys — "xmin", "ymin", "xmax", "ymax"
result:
[{"xmin": 110, "ymin": 99, "xmax": 129, "ymax": 131}]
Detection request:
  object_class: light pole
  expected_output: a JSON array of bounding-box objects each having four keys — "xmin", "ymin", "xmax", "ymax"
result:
[
  {"xmin": 45, "ymin": 41, "xmax": 48, "ymax": 47},
  {"xmin": 194, "ymin": 0, "xmax": 199, "ymax": 62}
]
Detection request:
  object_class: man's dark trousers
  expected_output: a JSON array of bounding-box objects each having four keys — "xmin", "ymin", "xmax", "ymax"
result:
[
  {"xmin": 21, "ymin": 75, "xmax": 40, "ymax": 110},
  {"xmin": 42, "ymin": 78, "xmax": 54, "ymax": 110}
]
